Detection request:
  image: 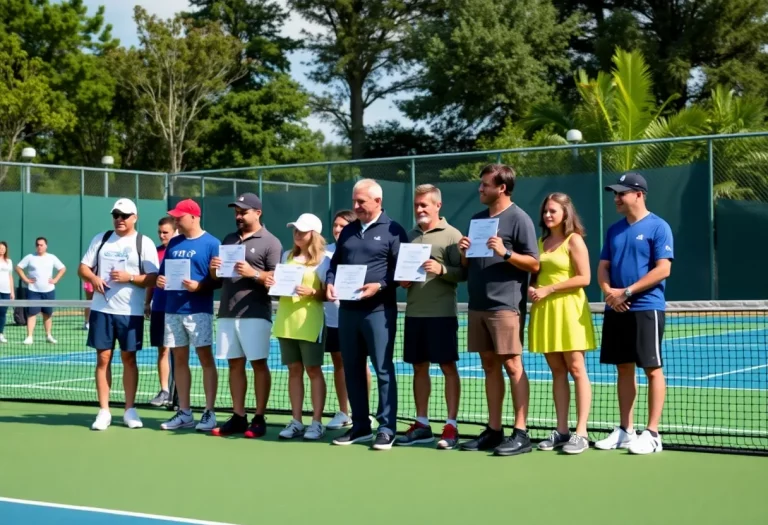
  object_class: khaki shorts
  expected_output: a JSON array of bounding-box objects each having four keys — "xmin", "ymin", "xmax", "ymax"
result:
[
  {"xmin": 468, "ymin": 310, "xmax": 523, "ymax": 355},
  {"xmin": 278, "ymin": 337, "xmax": 325, "ymax": 367}
]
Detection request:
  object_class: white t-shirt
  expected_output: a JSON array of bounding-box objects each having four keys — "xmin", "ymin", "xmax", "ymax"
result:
[
  {"xmin": 322, "ymin": 244, "xmax": 340, "ymax": 328},
  {"xmin": 81, "ymin": 231, "xmax": 160, "ymax": 316},
  {"xmin": 0, "ymin": 258, "xmax": 12, "ymax": 294},
  {"xmin": 17, "ymin": 253, "xmax": 66, "ymax": 293}
]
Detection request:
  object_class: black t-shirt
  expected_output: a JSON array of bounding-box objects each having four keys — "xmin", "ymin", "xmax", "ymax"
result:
[{"xmin": 467, "ymin": 203, "xmax": 539, "ymax": 313}]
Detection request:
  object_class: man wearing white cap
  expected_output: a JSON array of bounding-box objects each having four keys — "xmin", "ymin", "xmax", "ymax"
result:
[{"xmin": 78, "ymin": 198, "xmax": 160, "ymax": 431}]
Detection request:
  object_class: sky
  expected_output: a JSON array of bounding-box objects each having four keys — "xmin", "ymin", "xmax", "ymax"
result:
[{"xmin": 79, "ymin": 0, "xmax": 411, "ymax": 143}]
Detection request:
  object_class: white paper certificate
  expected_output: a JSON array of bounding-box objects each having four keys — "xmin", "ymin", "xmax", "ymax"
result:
[
  {"xmin": 164, "ymin": 259, "xmax": 190, "ymax": 291},
  {"xmin": 466, "ymin": 218, "xmax": 500, "ymax": 258},
  {"xmin": 394, "ymin": 243, "xmax": 432, "ymax": 282},
  {"xmin": 269, "ymin": 264, "xmax": 306, "ymax": 297},
  {"xmin": 99, "ymin": 256, "xmax": 126, "ymax": 283},
  {"xmin": 217, "ymin": 244, "xmax": 246, "ymax": 278},
  {"xmin": 335, "ymin": 264, "xmax": 367, "ymax": 300}
]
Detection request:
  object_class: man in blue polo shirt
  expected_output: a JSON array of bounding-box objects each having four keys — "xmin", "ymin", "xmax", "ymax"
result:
[
  {"xmin": 326, "ymin": 178, "xmax": 408, "ymax": 450},
  {"xmin": 596, "ymin": 172, "xmax": 674, "ymax": 455},
  {"xmin": 156, "ymin": 199, "xmax": 221, "ymax": 432}
]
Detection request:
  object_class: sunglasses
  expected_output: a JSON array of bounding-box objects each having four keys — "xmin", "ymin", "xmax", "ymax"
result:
[{"xmin": 112, "ymin": 212, "xmax": 133, "ymax": 220}]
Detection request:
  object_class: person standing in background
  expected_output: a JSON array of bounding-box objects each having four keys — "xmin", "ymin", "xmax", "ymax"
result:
[
  {"xmin": 145, "ymin": 216, "xmax": 176, "ymax": 407},
  {"xmin": 0, "ymin": 241, "xmax": 15, "ymax": 344},
  {"xmin": 16, "ymin": 237, "xmax": 66, "ymax": 345}
]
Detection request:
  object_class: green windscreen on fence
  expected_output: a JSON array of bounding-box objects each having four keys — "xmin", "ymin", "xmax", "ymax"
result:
[{"xmin": 715, "ymin": 199, "xmax": 768, "ymax": 299}]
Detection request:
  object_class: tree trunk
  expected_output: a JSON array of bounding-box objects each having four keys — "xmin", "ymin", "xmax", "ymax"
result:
[{"xmin": 349, "ymin": 75, "xmax": 366, "ymax": 160}]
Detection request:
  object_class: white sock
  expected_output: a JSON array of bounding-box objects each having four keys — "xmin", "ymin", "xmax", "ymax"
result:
[
  {"xmin": 416, "ymin": 416, "xmax": 430, "ymax": 426},
  {"xmin": 446, "ymin": 419, "xmax": 457, "ymax": 428},
  {"xmin": 181, "ymin": 409, "xmax": 192, "ymax": 416}
]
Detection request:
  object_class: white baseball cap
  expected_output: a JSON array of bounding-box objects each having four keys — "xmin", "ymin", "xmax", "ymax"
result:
[
  {"xmin": 112, "ymin": 198, "xmax": 138, "ymax": 216},
  {"xmin": 287, "ymin": 213, "xmax": 322, "ymax": 234}
]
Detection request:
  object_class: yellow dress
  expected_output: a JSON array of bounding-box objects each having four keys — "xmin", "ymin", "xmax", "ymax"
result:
[
  {"xmin": 528, "ymin": 234, "xmax": 596, "ymax": 353},
  {"xmin": 272, "ymin": 254, "xmax": 326, "ymax": 343}
]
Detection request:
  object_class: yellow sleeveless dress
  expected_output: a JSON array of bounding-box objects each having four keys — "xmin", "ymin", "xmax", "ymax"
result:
[{"xmin": 528, "ymin": 234, "xmax": 596, "ymax": 353}]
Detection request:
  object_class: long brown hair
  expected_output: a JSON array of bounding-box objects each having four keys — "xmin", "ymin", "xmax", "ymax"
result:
[
  {"xmin": 291, "ymin": 231, "xmax": 327, "ymax": 267},
  {"xmin": 0, "ymin": 241, "xmax": 8, "ymax": 261},
  {"xmin": 539, "ymin": 193, "xmax": 586, "ymax": 240}
]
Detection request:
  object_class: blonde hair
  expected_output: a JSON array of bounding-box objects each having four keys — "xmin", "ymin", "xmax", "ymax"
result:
[
  {"xmin": 291, "ymin": 231, "xmax": 327, "ymax": 266},
  {"xmin": 539, "ymin": 193, "xmax": 586, "ymax": 240},
  {"xmin": 414, "ymin": 184, "xmax": 441, "ymax": 203}
]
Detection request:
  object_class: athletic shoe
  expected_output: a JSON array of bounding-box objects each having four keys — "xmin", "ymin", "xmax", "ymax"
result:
[
  {"xmin": 326, "ymin": 411, "xmax": 352, "ymax": 430},
  {"xmin": 538, "ymin": 429, "xmax": 570, "ymax": 451},
  {"xmin": 459, "ymin": 426, "xmax": 504, "ymax": 451},
  {"xmin": 396, "ymin": 421, "xmax": 435, "ymax": 446},
  {"xmin": 22, "ymin": 337, "xmax": 33, "ymax": 345},
  {"xmin": 82, "ymin": 322, "xmax": 89, "ymax": 331},
  {"xmin": 211, "ymin": 414, "xmax": 248, "ymax": 436},
  {"xmin": 372, "ymin": 431, "xmax": 395, "ymax": 450},
  {"xmin": 303, "ymin": 421, "xmax": 326, "ymax": 441},
  {"xmin": 244, "ymin": 415, "xmax": 267, "ymax": 439},
  {"xmin": 195, "ymin": 410, "xmax": 216, "ymax": 432},
  {"xmin": 628, "ymin": 430, "xmax": 663, "ymax": 455},
  {"xmin": 0, "ymin": 334, "xmax": 7, "ymax": 343},
  {"xmin": 595, "ymin": 426, "xmax": 637, "ymax": 450},
  {"xmin": 332, "ymin": 427, "xmax": 374, "ymax": 446},
  {"xmin": 493, "ymin": 428, "xmax": 533, "ymax": 456},
  {"xmin": 149, "ymin": 390, "xmax": 170, "ymax": 407},
  {"xmin": 160, "ymin": 410, "xmax": 195, "ymax": 430},
  {"xmin": 46, "ymin": 334, "xmax": 57, "ymax": 344},
  {"xmin": 279, "ymin": 419, "xmax": 305, "ymax": 439},
  {"xmin": 436, "ymin": 424, "xmax": 459, "ymax": 450},
  {"xmin": 91, "ymin": 409, "xmax": 112, "ymax": 431},
  {"xmin": 123, "ymin": 408, "xmax": 143, "ymax": 429},
  {"xmin": 562, "ymin": 433, "xmax": 589, "ymax": 455}
]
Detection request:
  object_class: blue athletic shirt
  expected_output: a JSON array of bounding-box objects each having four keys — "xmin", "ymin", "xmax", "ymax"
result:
[
  {"xmin": 600, "ymin": 213, "xmax": 674, "ymax": 312},
  {"xmin": 160, "ymin": 232, "xmax": 220, "ymax": 315}
]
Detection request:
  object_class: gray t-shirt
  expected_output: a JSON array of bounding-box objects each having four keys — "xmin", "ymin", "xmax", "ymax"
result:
[
  {"xmin": 467, "ymin": 203, "xmax": 539, "ymax": 313},
  {"xmin": 218, "ymin": 227, "xmax": 282, "ymax": 320}
]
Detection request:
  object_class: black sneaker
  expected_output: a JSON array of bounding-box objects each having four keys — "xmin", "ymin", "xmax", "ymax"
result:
[
  {"xmin": 396, "ymin": 422, "xmax": 435, "ymax": 446},
  {"xmin": 493, "ymin": 428, "xmax": 533, "ymax": 456},
  {"xmin": 459, "ymin": 426, "xmax": 504, "ymax": 451},
  {"xmin": 244, "ymin": 415, "xmax": 267, "ymax": 439},
  {"xmin": 372, "ymin": 431, "xmax": 395, "ymax": 450},
  {"xmin": 211, "ymin": 413, "xmax": 248, "ymax": 436},
  {"xmin": 332, "ymin": 427, "xmax": 374, "ymax": 446}
]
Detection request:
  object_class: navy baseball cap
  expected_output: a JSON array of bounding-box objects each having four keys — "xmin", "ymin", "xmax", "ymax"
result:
[
  {"xmin": 229, "ymin": 193, "xmax": 262, "ymax": 210},
  {"xmin": 605, "ymin": 172, "xmax": 648, "ymax": 193}
]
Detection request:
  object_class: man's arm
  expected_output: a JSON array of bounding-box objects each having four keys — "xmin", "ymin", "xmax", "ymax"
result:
[
  {"xmin": 440, "ymin": 236, "xmax": 467, "ymax": 283},
  {"xmin": 597, "ymin": 260, "xmax": 612, "ymax": 295},
  {"xmin": 51, "ymin": 265, "xmax": 66, "ymax": 284},
  {"xmin": 381, "ymin": 224, "xmax": 409, "ymax": 291},
  {"xmin": 625, "ymin": 259, "xmax": 672, "ymax": 295},
  {"xmin": 494, "ymin": 217, "xmax": 540, "ymax": 273}
]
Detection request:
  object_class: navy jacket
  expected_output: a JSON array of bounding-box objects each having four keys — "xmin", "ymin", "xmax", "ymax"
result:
[{"xmin": 326, "ymin": 211, "xmax": 408, "ymax": 312}]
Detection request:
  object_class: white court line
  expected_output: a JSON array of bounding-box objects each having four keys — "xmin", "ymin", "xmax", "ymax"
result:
[
  {"xmin": 697, "ymin": 363, "xmax": 768, "ymax": 380},
  {"xmin": 669, "ymin": 326, "xmax": 768, "ymax": 342},
  {"xmin": 0, "ymin": 497, "xmax": 237, "ymax": 525}
]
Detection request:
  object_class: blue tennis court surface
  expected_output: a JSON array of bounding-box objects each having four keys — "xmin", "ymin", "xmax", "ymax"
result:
[{"xmin": 0, "ymin": 498, "xmax": 234, "ymax": 525}]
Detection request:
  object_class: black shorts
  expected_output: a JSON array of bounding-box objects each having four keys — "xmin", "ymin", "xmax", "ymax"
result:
[
  {"xmin": 150, "ymin": 310, "xmax": 165, "ymax": 348},
  {"xmin": 403, "ymin": 316, "xmax": 459, "ymax": 365},
  {"xmin": 86, "ymin": 311, "xmax": 144, "ymax": 352},
  {"xmin": 27, "ymin": 290, "xmax": 55, "ymax": 316},
  {"xmin": 600, "ymin": 310, "xmax": 665, "ymax": 368},
  {"xmin": 325, "ymin": 327, "xmax": 340, "ymax": 353}
]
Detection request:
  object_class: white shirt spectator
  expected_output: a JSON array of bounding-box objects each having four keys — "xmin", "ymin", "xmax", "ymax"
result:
[
  {"xmin": 322, "ymin": 244, "xmax": 339, "ymax": 328},
  {"xmin": 17, "ymin": 253, "xmax": 65, "ymax": 293},
  {"xmin": 0, "ymin": 258, "xmax": 12, "ymax": 294},
  {"xmin": 81, "ymin": 232, "xmax": 160, "ymax": 316}
]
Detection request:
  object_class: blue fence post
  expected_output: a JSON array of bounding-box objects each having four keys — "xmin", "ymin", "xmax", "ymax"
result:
[{"xmin": 707, "ymin": 139, "xmax": 716, "ymax": 299}]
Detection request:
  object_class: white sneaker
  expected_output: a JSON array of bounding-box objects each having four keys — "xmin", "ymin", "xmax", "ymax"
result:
[
  {"xmin": 195, "ymin": 410, "xmax": 217, "ymax": 432},
  {"xmin": 279, "ymin": 419, "xmax": 305, "ymax": 439},
  {"xmin": 46, "ymin": 334, "xmax": 57, "ymax": 344},
  {"xmin": 629, "ymin": 430, "xmax": 663, "ymax": 455},
  {"xmin": 595, "ymin": 426, "xmax": 637, "ymax": 450},
  {"xmin": 91, "ymin": 409, "xmax": 112, "ymax": 431},
  {"xmin": 123, "ymin": 408, "xmax": 143, "ymax": 429},
  {"xmin": 303, "ymin": 421, "xmax": 326, "ymax": 441},
  {"xmin": 326, "ymin": 411, "xmax": 352, "ymax": 430},
  {"xmin": 0, "ymin": 334, "xmax": 7, "ymax": 343},
  {"xmin": 22, "ymin": 336, "xmax": 33, "ymax": 345},
  {"xmin": 161, "ymin": 410, "xmax": 195, "ymax": 430}
]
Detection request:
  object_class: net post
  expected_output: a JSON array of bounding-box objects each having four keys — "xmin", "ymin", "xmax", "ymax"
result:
[
  {"xmin": 707, "ymin": 139, "xmax": 716, "ymax": 299},
  {"xmin": 597, "ymin": 146, "xmax": 604, "ymax": 250}
]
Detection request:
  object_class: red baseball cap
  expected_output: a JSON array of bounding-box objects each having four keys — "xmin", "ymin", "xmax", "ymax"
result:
[{"xmin": 168, "ymin": 199, "xmax": 201, "ymax": 218}]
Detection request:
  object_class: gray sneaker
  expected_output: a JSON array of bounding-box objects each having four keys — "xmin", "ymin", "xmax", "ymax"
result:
[
  {"xmin": 562, "ymin": 433, "xmax": 589, "ymax": 455},
  {"xmin": 538, "ymin": 430, "xmax": 570, "ymax": 451},
  {"xmin": 396, "ymin": 422, "xmax": 434, "ymax": 446},
  {"xmin": 149, "ymin": 390, "xmax": 170, "ymax": 407}
]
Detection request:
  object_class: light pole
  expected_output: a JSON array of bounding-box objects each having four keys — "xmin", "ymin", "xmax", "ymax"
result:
[
  {"xmin": 101, "ymin": 155, "xmax": 114, "ymax": 197},
  {"xmin": 21, "ymin": 147, "xmax": 36, "ymax": 193}
]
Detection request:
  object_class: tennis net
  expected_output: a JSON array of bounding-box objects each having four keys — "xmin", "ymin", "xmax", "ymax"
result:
[{"xmin": 0, "ymin": 299, "xmax": 766, "ymax": 454}]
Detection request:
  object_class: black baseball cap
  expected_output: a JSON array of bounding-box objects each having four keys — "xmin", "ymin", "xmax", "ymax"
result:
[
  {"xmin": 228, "ymin": 193, "xmax": 262, "ymax": 210},
  {"xmin": 605, "ymin": 172, "xmax": 648, "ymax": 193}
]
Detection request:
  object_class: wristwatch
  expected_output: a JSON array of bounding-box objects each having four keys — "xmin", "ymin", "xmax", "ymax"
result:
[
  {"xmin": 253, "ymin": 270, "xmax": 261, "ymax": 281},
  {"xmin": 624, "ymin": 288, "xmax": 633, "ymax": 298},
  {"xmin": 129, "ymin": 275, "xmax": 135, "ymax": 283},
  {"xmin": 503, "ymin": 250, "xmax": 512, "ymax": 261}
]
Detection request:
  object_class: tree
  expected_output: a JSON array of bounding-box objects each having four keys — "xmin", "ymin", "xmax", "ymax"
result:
[
  {"xmin": 288, "ymin": 0, "xmax": 435, "ymax": 159},
  {"xmin": 115, "ymin": 6, "xmax": 249, "ymax": 173},
  {"xmin": 363, "ymin": 121, "xmax": 441, "ymax": 158},
  {"xmin": 401, "ymin": 0, "xmax": 581, "ymax": 142}
]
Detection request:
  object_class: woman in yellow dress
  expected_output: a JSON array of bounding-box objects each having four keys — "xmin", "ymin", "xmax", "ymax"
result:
[{"xmin": 528, "ymin": 192, "xmax": 595, "ymax": 454}]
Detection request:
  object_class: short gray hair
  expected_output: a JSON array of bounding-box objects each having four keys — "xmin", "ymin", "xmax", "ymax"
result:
[
  {"xmin": 414, "ymin": 184, "xmax": 441, "ymax": 204},
  {"xmin": 353, "ymin": 178, "xmax": 383, "ymax": 199}
]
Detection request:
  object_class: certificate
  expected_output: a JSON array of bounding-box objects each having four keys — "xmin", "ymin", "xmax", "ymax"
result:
[
  {"xmin": 217, "ymin": 244, "xmax": 245, "ymax": 278},
  {"xmin": 269, "ymin": 264, "xmax": 306, "ymax": 297},
  {"xmin": 165, "ymin": 259, "xmax": 190, "ymax": 291},
  {"xmin": 335, "ymin": 264, "xmax": 367, "ymax": 301},
  {"xmin": 466, "ymin": 218, "xmax": 499, "ymax": 258},
  {"xmin": 99, "ymin": 256, "xmax": 126, "ymax": 283},
  {"xmin": 394, "ymin": 243, "xmax": 432, "ymax": 282}
]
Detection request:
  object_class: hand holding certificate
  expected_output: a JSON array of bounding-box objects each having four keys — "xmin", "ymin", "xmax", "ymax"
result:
[
  {"xmin": 268, "ymin": 264, "xmax": 306, "ymax": 297},
  {"xmin": 394, "ymin": 243, "xmax": 432, "ymax": 282},
  {"xmin": 334, "ymin": 264, "xmax": 367, "ymax": 300},
  {"xmin": 165, "ymin": 259, "xmax": 191, "ymax": 291},
  {"xmin": 217, "ymin": 245, "xmax": 245, "ymax": 278},
  {"xmin": 466, "ymin": 218, "xmax": 499, "ymax": 258}
]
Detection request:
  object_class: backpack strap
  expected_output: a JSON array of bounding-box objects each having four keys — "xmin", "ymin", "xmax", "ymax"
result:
[
  {"xmin": 92, "ymin": 230, "xmax": 114, "ymax": 276},
  {"xmin": 136, "ymin": 232, "xmax": 145, "ymax": 275}
]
